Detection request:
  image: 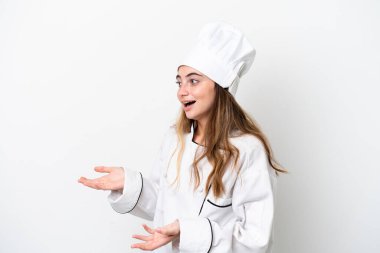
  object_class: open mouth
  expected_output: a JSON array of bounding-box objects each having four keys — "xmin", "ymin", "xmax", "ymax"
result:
[{"xmin": 184, "ymin": 101, "xmax": 196, "ymax": 107}]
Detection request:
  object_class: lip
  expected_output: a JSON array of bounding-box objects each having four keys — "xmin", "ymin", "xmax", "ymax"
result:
[{"xmin": 183, "ymin": 101, "xmax": 195, "ymax": 111}]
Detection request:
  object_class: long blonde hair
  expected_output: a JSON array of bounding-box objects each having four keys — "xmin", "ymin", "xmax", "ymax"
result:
[{"xmin": 170, "ymin": 84, "xmax": 287, "ymax": 198}]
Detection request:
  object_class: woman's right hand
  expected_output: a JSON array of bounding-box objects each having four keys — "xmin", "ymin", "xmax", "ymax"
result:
[{"xmin": 78, "ymin": 166, "xmax": 125, "ymax": 191}]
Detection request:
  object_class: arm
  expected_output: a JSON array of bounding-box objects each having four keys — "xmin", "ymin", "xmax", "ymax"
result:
[
  {"xmin": 107, "ymin": 128, "xmax": 172, "ymax": 221},
  {"xmin": 178, "ymin": 143, "xmax": 277, "ymax": 253}
]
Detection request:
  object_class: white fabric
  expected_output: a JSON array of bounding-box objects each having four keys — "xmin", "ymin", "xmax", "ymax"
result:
[
  {"xmin": 108, "ymin": 124, "xmax": 277, "ymax": 252},
  {"xmin": 177, "ymin": 21, "xmax": 256, "ymax": 96}
]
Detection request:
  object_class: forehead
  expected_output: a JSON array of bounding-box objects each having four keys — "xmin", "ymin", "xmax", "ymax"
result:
[
  {"xmin": 177, "ymin": 65, "xmax": 210, "ymax": 80},
  {"xmin": 177, "ymin": 65, "xmax": 202, "ymax": 76}
]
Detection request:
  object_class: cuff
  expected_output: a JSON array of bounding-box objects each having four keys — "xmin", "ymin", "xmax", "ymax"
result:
[
  {"xmin": 107, "ymin": 168, "xmax": 143, "ymax": 214},
  {"xmin": 178, "ymin": 217, "xmax": 213, "ymax": 253}
]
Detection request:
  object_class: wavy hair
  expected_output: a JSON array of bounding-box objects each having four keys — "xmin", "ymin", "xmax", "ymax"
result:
[{"xmin": 169, "ymin": 83, "xmax": 287, "ymax": 198}]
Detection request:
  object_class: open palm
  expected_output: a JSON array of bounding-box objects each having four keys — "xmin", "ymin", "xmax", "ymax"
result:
[
  {"xmin": 78, "ymin": 166, "xmax": 124, "ymax": 191},
  {"xmin": 131, "ymin": 220, "xmax": 180, "ymax": 251}
]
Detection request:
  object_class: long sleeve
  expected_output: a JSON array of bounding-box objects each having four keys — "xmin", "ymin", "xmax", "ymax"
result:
[
  {"xmin": 107, "ymin": 128, "xmax": 172, "ymax": 221},
  {"xmin": 178, "ymin": 142, "xmax": 277, "ymax": 253}
]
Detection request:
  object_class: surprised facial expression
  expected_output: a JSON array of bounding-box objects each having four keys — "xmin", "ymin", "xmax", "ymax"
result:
[{"xmin": 176, "ymin": 65, "xmax": 216, "ymax": 124}]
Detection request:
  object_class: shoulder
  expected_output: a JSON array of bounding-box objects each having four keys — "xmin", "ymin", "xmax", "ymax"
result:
[
  {"xmin": 229, "ymin": 133, "xmax": 266, "ymax": 153},
  {"xmin": 229, "ymin": 133, "xmax": 269, "ymax": 170},
  {"xmin": 162, "ymin": 124, "xmax": 177, "ymax": 137},
  {"xmin": 158, "ymin": 125, "xmax": 178, "ymax": 149},
  {"xmin": 165, "ymin": 124, "xmax": 178, "ymax": 141}
]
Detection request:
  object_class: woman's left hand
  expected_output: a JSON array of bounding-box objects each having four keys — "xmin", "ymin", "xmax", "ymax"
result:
[{"xmin": 131, "ymin": 219, "xmax": 180, "ymax": 251}]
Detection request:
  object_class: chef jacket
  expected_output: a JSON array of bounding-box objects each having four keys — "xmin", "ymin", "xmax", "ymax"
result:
[{"xmin": 108, "ymin": 122, "xmax": 277, "ymax": 252}]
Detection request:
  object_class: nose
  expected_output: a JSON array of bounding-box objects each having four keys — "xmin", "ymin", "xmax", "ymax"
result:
[{"xmin": 178, "ymin": 83, "xmax": 189, "ymax": 97}]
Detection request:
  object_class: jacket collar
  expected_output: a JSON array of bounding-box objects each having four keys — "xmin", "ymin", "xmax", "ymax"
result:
[
  {"xmin": 190, "ymin": 121, "xmax": 195, "ymax": 134},
  {"xmin": 189, "ymin": 121, "xmax": 205, "ymax": 148},
  {"xmin": 189, "ymin": 122, "xmax": 197, "ymax": 145}
]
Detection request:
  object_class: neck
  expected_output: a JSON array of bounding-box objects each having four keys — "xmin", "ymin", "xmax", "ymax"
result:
[{"xmin": 194, "ymin": 119, "xmax": 206, "ymax": 144}]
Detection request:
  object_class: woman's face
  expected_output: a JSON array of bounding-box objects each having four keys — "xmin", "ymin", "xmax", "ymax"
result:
[{"xmin": 176, "ymin": 65, "xmax": 216, "ymax": 124}]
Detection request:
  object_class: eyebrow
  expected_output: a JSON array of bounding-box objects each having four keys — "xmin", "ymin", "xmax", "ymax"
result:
[{"xmin": 176, "ymin": 72, "xmax": 203, "ymax": 79}]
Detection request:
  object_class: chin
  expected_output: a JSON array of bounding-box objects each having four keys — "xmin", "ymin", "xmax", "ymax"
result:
[
  {"xmin": 184, "ymin": 112, "xmax": 197, "ymax": 120},
  {"xmin": 184, "ymin": 114, "xmax": 194, "ymax": 120}
]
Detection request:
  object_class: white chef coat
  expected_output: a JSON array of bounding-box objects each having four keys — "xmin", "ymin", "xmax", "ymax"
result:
[{"xmin": 108, "ymin": 122, "xmax": 277, "ymax": 253}]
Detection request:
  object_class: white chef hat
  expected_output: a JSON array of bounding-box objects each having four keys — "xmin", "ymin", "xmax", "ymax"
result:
[{"xmin": 177, "ymin": 21, "xmax": 256, "ymax": 96}]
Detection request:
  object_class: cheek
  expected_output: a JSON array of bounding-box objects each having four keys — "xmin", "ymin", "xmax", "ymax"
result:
[
  {"xmin": 204, "ymin": 89, "xmax": 216, "ymax": 107},
  {"xmin": 198, "ymin": 94, "xmax": 215, "ymax": 110},
  {"xmin": 206, "ymin": 95, "xmax": 216, "ymax": 109},
  {"xmin": 193, "ymin": 84, "xmax": 216, "ymax": 108}
]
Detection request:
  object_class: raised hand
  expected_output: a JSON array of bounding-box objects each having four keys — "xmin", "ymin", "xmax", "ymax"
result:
[
  {"xmin": 131, "ymin": 220, "xmax": 180, "ymax": 251},
  {"xmin": 78, "ymin": 166, "xmax": 125, "ymax": 191}
]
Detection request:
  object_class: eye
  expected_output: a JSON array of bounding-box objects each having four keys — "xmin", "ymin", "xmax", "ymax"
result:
[
  {"xmin": 176, "ymin": 81, "xmax": 181, "ymax": 87},
  {"xmin": 191, "ymin": 79, "xmax": 199, "ymax": 85}
]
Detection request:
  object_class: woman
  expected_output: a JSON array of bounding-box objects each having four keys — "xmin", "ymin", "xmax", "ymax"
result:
[{"xmin": 78, "ymin": 22, "xmax": 287, "ymax": 253}]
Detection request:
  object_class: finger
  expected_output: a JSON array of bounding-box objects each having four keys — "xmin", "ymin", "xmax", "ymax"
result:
[
  {"xmin": 156, "ymin": 225, "xmax": 176, "ymax": 235},
  {"xmin": 142, "ymin": 224, "xmax": 155, "ymax": 235},
  {"xmin": 132, "ymin": 234, "xmax": 152, "ymax": 242},
  {"xmin": 78, "ymin": 177, "xmax": 103, "ymax": 190},
  {"xmin": 94, "ymin": 166, "xmax": 112, "ymax": 173},
  {"xmin": 156, "ymin": 221, "xmax": 179, "ymax": 236},
  {"xmin": 78, "ymin": 177, "xmax": 93, "ymax": 186},
  {"xmin": 78, "ymin": 177, "xmax": 86, "ymax": 183},
  {"xmin": 131, "ymin": 242, "xmax": 151, "ymax": 250},
  {"xmin": 131, "ymin": 235, "xmax": 175, "ymax": 251},
  {"xmin": 156, "ymin": 228, "xmax": 178, "ymax": 236},
  {"xmin": 155, "ymin": 227, "xmax": 165, "ymax": 234},
  {"xmin": 156, "ymin": 227, "xmax": 170, "ymax": 235}
]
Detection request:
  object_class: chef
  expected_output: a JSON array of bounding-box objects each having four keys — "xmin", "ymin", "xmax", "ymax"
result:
[{"xmin": 79, "ymin": 21, "xmax": 286, "ymax": 253}]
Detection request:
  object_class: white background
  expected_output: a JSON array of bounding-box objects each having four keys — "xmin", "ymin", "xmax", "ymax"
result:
[{"xmin": 1, "ymin": 0, "xmax": 379, "ymax": 252}]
